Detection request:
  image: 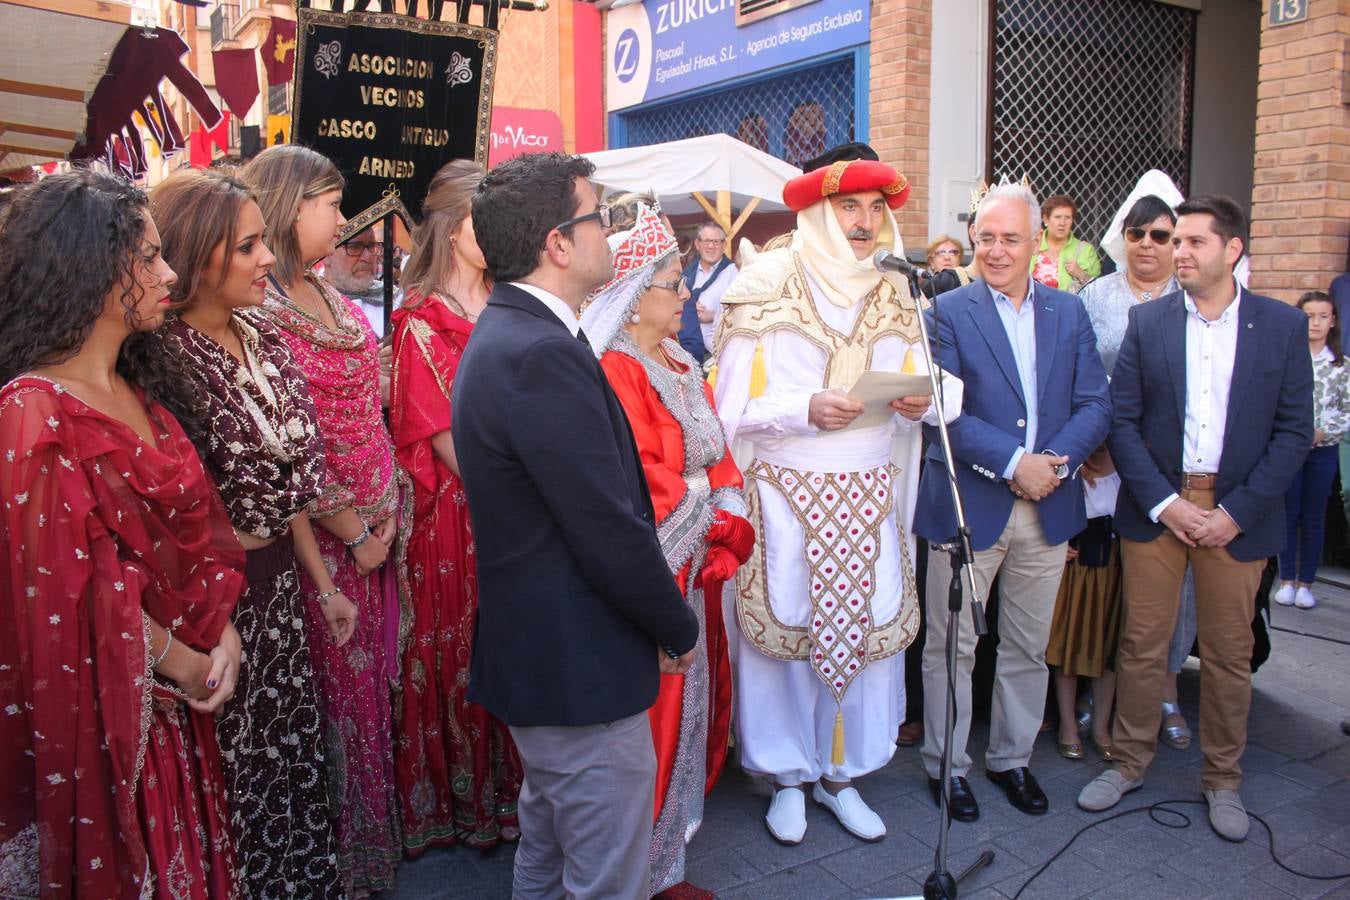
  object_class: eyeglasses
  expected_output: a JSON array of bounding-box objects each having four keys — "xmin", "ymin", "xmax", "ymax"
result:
[
  {"xmin": 1125, "ymin": 227, "xmax": 1174, "ymax": 245},
  {"xmin": 973, "ymin": 234, "xmax": 1028, "ymax": 250},
  {"xmin": 698, "ymin": 237, "xmax": 726, "ymax": 245},
  {"xmin": 933, "ymin": 248, "xmax": 960, "ymax": 257},
  {"xmin": 556, "ymin": 204, "xmax": 612, "ymax": 232},
  {"xmin": 649, "ymin": 278, "xmax": 686, "ymax": 293},
  {"xmin": 342, "ymin": 241, "xmax": 384, "ymax": 257}
]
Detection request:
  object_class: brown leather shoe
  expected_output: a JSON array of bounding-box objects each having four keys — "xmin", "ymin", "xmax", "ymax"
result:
[{"xmin": 897, "ymin": 721, "xmax": 924, "ymax": 747}]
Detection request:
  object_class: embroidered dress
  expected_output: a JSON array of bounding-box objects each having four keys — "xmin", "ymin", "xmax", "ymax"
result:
[
  {"xmin": 263, "ymin": 276, "xmax": 411, "ymax": 898},
  {"xmin": 389, "ymin": 292, "xmax": 522, "ymax": 854},
  {"xmin": 154, "ymin": 312, "xmax": 342, "ymax": 897},
  {"xmin": 0, "ymin": 377, "xmax": 242, "ymax": 899},
  {"xmin": 600, "ymin": 333, "xmax": 744, "ymax": 894}
]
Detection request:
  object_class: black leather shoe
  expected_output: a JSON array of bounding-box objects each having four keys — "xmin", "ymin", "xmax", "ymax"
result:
[
  {"xmin": 985, "ymin": 767, "xmax": 1048, "ymax": 815},
  {"xmin": 927, "ymin": 776, "xmax": 979, "ymax": 822}
]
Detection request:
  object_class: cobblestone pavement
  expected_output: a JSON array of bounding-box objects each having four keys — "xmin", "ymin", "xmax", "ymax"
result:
[{"xmin": 390, "ymin": 573, "xmax": 1350, "ymax": 899}]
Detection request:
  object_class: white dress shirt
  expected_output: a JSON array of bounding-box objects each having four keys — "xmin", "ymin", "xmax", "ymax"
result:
[
  {"xmin": 991, "ymin": 283, "xmax": 1039, "ymax": 479},
  {"xmin": 511, "ymin": 282, "xmax": 581, "ymax": 337},
  {"xmin": 692, "ymin": 260, "xmax": 738, "ymax": 348},
  {"xmin": 1149, "ymin": 280, "xmax": 1242, "ymax": 522}
]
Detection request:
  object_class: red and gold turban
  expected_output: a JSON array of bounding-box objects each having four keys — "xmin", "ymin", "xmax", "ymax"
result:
[{"xmin": 782, "ymin": 159, "xmax": 910, "ymax": 213}]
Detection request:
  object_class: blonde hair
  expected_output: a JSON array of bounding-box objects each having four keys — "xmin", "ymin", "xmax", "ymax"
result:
[
  {"xmin": 403, "ymin": 159, "xmax": 485, "ymax": 303},
  {"xmin": 241, "ymin": 145, "xmax": 344, "ymax": 284},
  {"xmin": 925, "ymin": 233, "xmax": 964, "ymax": 266},
  {"xmin": 605, "ymin": 190, "xmax": 659, "ymax": 232}
]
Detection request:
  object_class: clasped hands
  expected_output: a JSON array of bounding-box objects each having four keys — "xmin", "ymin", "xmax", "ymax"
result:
[
  {"xmin": 809, "ymin": 389, "xmax": 929, "ymax": 432},
  {"xmin": 1007, "ymin": 452, "xmax": 1069, "ymax": 502},
  {"xmin": 1158, "ymin": 498, "xmax": 1240, "ymax": 548}
]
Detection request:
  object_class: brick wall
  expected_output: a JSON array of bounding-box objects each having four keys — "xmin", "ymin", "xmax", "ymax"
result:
[
  {"xmin": 868, "ymin": 0, "xmax": 932, "ymax": 250},
  {"xmin": 1249, "ymin": 0, "xmax": 1350, "ymax": 302}
]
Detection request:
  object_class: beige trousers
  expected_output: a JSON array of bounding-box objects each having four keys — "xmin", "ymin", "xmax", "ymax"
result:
[
  {"xmin": 921, "ymin": 498, "xmax": 1068, "ymax": 778},
  {"xmin": 1112, "ymin": 487, "xmax": 1263, "ymax": 790}
]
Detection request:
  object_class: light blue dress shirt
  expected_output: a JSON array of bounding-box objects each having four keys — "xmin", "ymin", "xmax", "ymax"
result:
[{"xmin": 992, "ymin": 283, "xmax": 1038, "ymax": 479}]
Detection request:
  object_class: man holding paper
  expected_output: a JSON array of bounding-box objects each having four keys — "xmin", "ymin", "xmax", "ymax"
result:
[
  {"xmin": 713, "ymin": 146, "xmax": 962, "ymax": 845},
  {"xmin": 914, "ymin": 180, "xmax": 1111, "ymax": 821}
]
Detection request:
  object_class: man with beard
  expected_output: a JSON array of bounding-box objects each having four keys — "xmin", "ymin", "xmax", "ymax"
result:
[
  {"xmin": 1078, "ymin": 196, "xmax": 1311, "ymax": 842},
  {"xmin": 324, "ymin": 222, "xmax": 401, "ymax": 338},
  {"xmin": 713, "ymin": 149, "xmax": 962, "ymax": 845}
]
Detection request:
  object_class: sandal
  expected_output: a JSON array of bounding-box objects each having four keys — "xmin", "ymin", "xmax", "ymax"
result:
[{"xmin": 1160, "ymin": 699, "xmax": 1192, "ymax": 750}]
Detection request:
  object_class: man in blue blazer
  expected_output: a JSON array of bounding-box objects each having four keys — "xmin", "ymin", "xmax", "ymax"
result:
[
  {"xmin": 452, "ymin": 153, "xmax": 700, "ymax": 897},
  {"xmin": 1078, "ymin": 196, "xmax": 1312, "ymax": 843},
  {"xmin": 914, "ymin": 183, "xmax": 1112, "ymax": 821}
]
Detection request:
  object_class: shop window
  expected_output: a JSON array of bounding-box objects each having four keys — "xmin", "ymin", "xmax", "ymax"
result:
[{"xmin": 617, "ymin": 56, "xmax": 855, "ymax": 166}]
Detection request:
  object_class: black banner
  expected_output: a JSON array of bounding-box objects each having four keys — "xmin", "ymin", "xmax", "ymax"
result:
[{"xmin": 292, "ymin": 8, "xmax": 496, "ymax": 231}]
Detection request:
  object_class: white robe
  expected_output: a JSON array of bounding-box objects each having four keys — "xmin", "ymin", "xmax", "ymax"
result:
[{"xmin": 715, "ymin": 274, "xmax": 962, "ymax": 783}]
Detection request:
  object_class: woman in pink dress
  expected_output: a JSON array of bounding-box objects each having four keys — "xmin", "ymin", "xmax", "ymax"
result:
[
  {"xmin": 390, "ymin": 160, "xmax": 523, "ymax": 853},
  {"xmin": 242, "ymin": 145, "xmax": 410, "ymax": 897}
]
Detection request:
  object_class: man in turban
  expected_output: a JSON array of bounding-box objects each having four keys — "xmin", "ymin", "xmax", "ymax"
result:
[{"xmin": 713, "ymin": 148, "xmax": 962, "ymax": 844}]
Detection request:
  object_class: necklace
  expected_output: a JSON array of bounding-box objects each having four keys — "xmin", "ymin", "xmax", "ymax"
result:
[
  {"xmin": 1127, "ymin": 272, "xmax": 1171, "ymax": 303},
  {"xmin": 434, "ymin": 290, "xmax": 484, "ymax": 322}
]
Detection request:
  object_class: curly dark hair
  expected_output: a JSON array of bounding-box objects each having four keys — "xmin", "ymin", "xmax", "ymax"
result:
[{"xmin": 0, "ymin": 169, "xmax": 201, "ymax": 429}]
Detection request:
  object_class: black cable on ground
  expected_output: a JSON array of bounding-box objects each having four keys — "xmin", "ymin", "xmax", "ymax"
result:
[
  {"xmin": 1009, "ymin": 799, "xmax": 1350, "ymax": 900},
  {"xmin": 1269, "ymin": 624, "xmax": 1350, "ymax": 647}
]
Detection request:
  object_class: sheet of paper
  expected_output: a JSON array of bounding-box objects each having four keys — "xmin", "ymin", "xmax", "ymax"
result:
[{"xmin": 843, "ymin": 370, "xmax": 941, "ymax": 431}]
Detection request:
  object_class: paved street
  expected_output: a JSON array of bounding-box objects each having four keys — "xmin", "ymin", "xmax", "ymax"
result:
[{"xmin": 391, "ymin": 573, "xmax": 1350, "ymax": 899}]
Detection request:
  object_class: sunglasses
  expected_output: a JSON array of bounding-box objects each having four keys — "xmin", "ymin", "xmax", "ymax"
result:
[
  {"xmin": 649, "ymin": 278, "xmax": 686, "ymax": 293},
  {"xmin": 1124, "ymin": 227, "xmax": 1173, "ymax": 245},
  {"xmin": 556, "ymin": 204, "xmax": 612, "ymax": 232}
]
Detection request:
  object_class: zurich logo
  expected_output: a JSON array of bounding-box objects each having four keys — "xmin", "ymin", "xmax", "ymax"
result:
[{"xmin": 614, "ymin": 28, "xmax": 640, "ymax": 84}]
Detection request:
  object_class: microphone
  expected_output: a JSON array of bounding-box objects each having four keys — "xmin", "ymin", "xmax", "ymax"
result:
[{"xmin": 873, "ymin": 248, "xmax": 930, "ymax": 280}]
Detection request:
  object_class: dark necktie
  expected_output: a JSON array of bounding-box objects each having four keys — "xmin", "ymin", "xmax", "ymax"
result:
[{"xmin": 576, "ymin": 327, "xmax": 591, "ymax": 348}]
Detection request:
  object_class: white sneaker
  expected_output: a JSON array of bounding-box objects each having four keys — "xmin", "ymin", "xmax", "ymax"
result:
[
  {"xmin": 812, "ymin": 782, "xmax": 886, "ymax": 842},
  {"xmin": 1274, "ymin": 584, "xmax": 1296, "ymax": 606},
  {"xmin": 1295, "ymin": 587, "xmax": 1317, "ymax": 609},
  {"xmin": 765, "ymin": 786, "xmax": 806, "ymax": 845}
]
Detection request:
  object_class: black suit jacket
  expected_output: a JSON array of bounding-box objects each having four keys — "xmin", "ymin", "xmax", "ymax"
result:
[
  {"xmin": 451, "ymin": 283, "xmax": 700, "ymax": 727},
  {"xmin": 1108, "ymin": 287, "xmax": 1313, "ymax": 561}
]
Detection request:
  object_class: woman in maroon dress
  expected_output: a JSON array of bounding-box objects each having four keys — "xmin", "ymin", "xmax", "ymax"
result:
[
  {"xmin": 0, "ymin": 171, "xmax": 244, "ymax": 897},
  {"xmin": 146, "ymin": 168, "xmax": 348, "ymax": 897},
  {"xmin": 390, "ymin": 159, "xmax": 523, "ymax": 852}
]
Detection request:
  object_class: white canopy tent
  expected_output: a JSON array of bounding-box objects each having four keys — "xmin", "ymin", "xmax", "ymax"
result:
[{"xmin": 582, "ymin": 133, "xmax": 801, "ymax": 254}]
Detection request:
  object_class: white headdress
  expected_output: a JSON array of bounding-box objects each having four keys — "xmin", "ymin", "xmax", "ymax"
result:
[{"xmin": 578, "ymin": 202, "xmax": 679, "ymax": 357}]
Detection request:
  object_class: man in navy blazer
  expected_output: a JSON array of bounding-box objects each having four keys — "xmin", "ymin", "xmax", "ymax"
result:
[
  {"xmin": 1078, "ymin": 196, "xmax": 1312, "ymax": 843},
  {"xmin": 452, "ymin": 153, "xmax": 700, "ymax": 897},
  {"xmin": 914, "ymin": 182, "xmax": 1112, "ymax": 821}
]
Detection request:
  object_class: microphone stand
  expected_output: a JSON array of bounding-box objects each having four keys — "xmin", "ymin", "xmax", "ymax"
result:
[{"xmin": 904, "ymin": 268, "xmax": 994, "ymax": 899}]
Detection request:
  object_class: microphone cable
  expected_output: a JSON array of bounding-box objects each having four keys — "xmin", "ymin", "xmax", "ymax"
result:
[{"xmin": 1010, "ymin": 799, "xmax": 1350, "ymax": 899}]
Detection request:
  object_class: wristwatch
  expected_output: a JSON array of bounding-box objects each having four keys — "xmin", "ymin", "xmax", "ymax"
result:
[{"xmin": 1041, "ymin": 449, "xmax": 1069, "ymax": 481}]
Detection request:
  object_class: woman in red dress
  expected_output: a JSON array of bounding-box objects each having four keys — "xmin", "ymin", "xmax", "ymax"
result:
[
  {"xmin": 0, "ymin": 171, "xmax": 244, "ymax": 897},
  {"xmin": 390, "ymin": 160, "xmax": 523, "ymax": 852},
  {"xmin": 579, "ymin": 202, "xmax": 754, "ymax": 896}
]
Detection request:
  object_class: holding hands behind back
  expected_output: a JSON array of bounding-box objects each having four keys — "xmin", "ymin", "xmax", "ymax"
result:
[{"xmin": 1010, "ymin": 452, "xmax": 1068, "ymax": 501}]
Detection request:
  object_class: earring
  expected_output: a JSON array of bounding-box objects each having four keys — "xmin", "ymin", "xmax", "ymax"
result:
[{"xmin": 630, "ymin": 313, "xmax": 642, "ymax": 324}]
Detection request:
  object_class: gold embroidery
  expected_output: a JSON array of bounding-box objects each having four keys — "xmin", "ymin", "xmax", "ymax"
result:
[{"xmin": 822, "ymin": 160, "xmax": 851, "ymax": 199}]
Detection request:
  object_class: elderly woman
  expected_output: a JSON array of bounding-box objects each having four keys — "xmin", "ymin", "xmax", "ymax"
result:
[
  {"xmin": 1031, "ymin": 194, "xmax": 1101, "ymax": 293},
  {"xmin": 580, "ymin": 203, "xmax": 753, "ymax": 897},
  {"xmin": 1046, "ymin": 193, "xmax": 1178, "ymax": 760},
  {"xmin": 926, "ymin": 234, "xmax": 964, "ymax": 273}
]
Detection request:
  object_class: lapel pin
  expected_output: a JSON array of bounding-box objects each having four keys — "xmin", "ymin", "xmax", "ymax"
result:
[{"xmin": 1247, "ymin": 323, "xmax": 1254, "ymax": 329}]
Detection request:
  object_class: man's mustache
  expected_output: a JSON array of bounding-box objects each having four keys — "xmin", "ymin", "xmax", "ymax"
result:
[{"xmin": 847, "ymin": 228, "xmax": 873, "ymax": 241}]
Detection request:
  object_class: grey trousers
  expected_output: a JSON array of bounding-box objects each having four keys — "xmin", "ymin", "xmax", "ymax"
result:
[{"xmin": 508, "ymin": 711, "xmax": 656, "ymax": 899}]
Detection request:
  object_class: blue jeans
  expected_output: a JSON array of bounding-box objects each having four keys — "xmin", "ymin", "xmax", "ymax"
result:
[{"xmin": 1280, "ymin": 444, "xmax": 1340, "ymax": 583}]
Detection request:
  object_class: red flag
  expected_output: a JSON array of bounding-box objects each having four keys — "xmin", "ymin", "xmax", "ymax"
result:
[
  {"xmin": 212, "ymin": 49, "xmax": 259, "ymax": 119},
  {"xmin": 263, "ymin": 17, "xmax": 297, "ymax": 85},
  {"xmin": 206, "ymin": 110, "xmax": 231, "ymax": 151},
  {"xmin": 189, "ymin": 129, "xmax": 213, "ymax": 167}
]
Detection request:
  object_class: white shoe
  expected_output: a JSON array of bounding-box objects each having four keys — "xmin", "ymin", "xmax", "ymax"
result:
[
  {"xmin": 812, "ymin": 782, "xmax": 886, "ymax": 842},
  {"xmin": 765, "ymin": 786, "xmax": 806, "ymax": 845},
  {"xmin": 1274, "ymin": 584, "xmax": 1296, "ymax": 606},
  {"xmin": 1295, "ymin": 587, "xmax": 1317, "ymax": 609}
]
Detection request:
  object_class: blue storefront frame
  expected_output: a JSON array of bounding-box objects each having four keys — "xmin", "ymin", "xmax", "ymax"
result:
[{"xmin": 608, "ymin": 44, "xmax": 870, "ymax": 160}]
